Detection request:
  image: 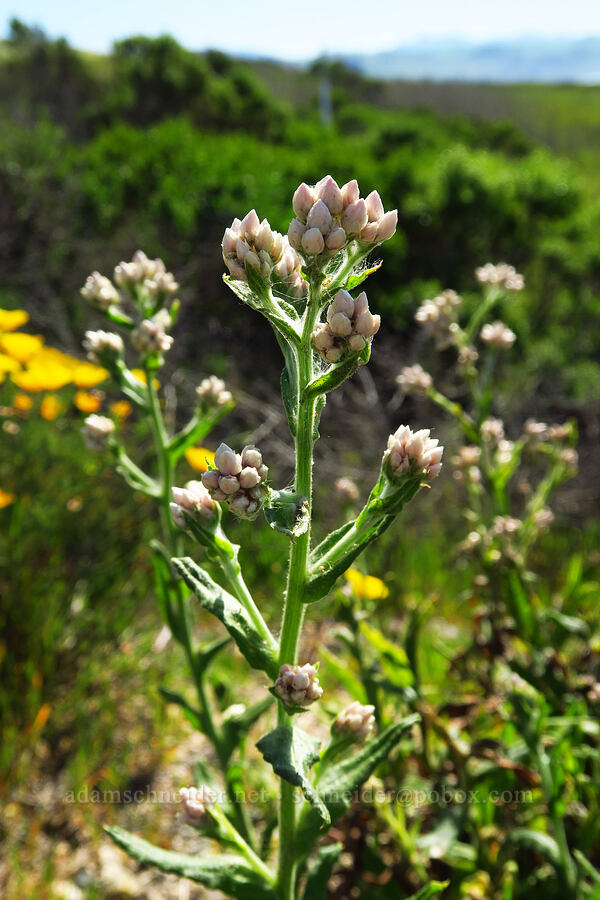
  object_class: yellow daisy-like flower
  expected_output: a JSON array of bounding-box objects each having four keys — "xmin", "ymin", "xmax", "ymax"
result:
[
  {"xmin": 72, "ymin": 363, "xmax": 109, "ymax": 388},
  {"xmin": 0, "ymin": 308, "xmax": 29, "ymax": 332},
  {"xmin": 11, "ymin": 365, "xmax": 73, "ymax": 392},
  {"xmin": 110, "ymin": 400, "xmax": 132, "ymax": 420},
  {"xmin": 345, "ymin": 569, "xmax": 389, "ymax": 600},
  {"xmin": 0, "ymin": 333, "xmax": 44, "ymax": 363},
  {"xmin": 29, "ymin": 347, "xmax": 79, "ymax": 370},
  {"xmin": 74, "ymin": 390, "xmax": 102, "ymax": 413},
  {"xmin": 185, "ymin": 446, "xmax": 216, "ymax": 472},
  {"xmin": 0, "ymin": 353, "xmax": 21, "ymax": 374},
  {"xmin": 13, "ymin": 393, "xmax": 34, "ymax": 411},
  {"xmin": 0, "ymin": 489, "xmax": 15, "ymax": 509},
  {"xmin": 131, "ymin": 369, "xmax": 160, "ymax": 389},
  {"xmin": 40, "ymin": 394, "xmax": 62, "ymax": 421}
]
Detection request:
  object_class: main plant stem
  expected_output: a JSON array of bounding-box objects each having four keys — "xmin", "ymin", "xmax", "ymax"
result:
[{"xmin": 277, "ymin": 278, "xmax": 321, "ymax": 900}]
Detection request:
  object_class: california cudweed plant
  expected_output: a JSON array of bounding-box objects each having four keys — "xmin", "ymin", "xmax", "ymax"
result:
[{"xmin": 76, "ymin": 177, "xmax": 447, "ymax": 899}]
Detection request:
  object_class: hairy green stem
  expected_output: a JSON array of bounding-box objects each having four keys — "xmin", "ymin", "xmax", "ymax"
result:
[{"xmin": 276, "ymin": 277, "xmax": 321, "ymax": 900}]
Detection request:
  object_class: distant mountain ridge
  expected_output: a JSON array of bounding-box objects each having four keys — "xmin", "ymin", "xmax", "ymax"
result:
[{"xmin": 341, "ymin": 37, "xmax": 600, "ymax": 83}]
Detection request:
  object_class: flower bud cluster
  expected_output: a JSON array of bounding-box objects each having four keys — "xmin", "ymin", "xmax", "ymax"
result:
[
  {"xmin": 532, "ymin": 507, "xmax": 554, "ymax": 531},
  {"xmin": 496, "ymin": 439, "xmax": 515, "ymax": 465},
  {"xmin": 222, "ymin": 210, "xmax": 307, "ymax": 299},
  {"xmin": 523, "ymin": 420, "xmax": 572, "ymax": 446},
  {"xmin": 82, "ymin": 414, "xmax": 115, "ymax": 450},
  {"xmin": 195, "ymin": 376, "xmax": 232, "ymax": 409},
  {"xmin": 312, "ymin": 290, "xmax": 380, "ymax": 363},
  {"xmin": 396, "ymin": 364, "xmax": 433, "ymax": 395},
  {"xmin": 491, "ymin": 515, "xmax": 522, "ymax": 537},
  {"xmin": 452, "ymin": 445, "xmax": 482, "ymax": 485},
  {"xmin": 415, "ymin": 290, "xmax": 462, "ymax": 346},
  {"xmin": 114, "ymin": 250, "xmax": 176, "ymax": 294},
  {"xmin": 170, "ymin": 480, "xmax": 215, "ymax": 528},
  {"xmin": 475, "ymin": 263, "xmax": 524, "ymax": 292},
  {"xmin": 275, "ymin": 663, "xmax": 323, "ymax": 708},
  {"xmin": 201, "ymin": 443, "xmax": 268, "ymax": 517},
  {"xmin": 131, "ymin": 309, "xmax": 173, "ymax": 356},
  {"xmin": 83, "ymin": 330, "xmax": 124, "ymax": 364},
  {"xmin": 80, "ymin": 272, "xmax": 120, "ymax": 310},
  {"xmin": 288, "ymin": 176, "xmax": 397, "ymax": 260},
  {"xmin": 384, "ymin": 425, "xmax": 443, "ymax": 480},
  {"xmin": 480, "ymin": 321, "xmax": 516, "ymax": 349},
  {"xmin": 481, "ymin": 417, "xmax": 505, "ymax": 445},
  {"xmin": 179, "ymin": 785, "xmax": 216, "ymax": 826},
  {"xmin": 334, "ymin": 701, "xmax": 375, "ymax": 741},
  {"xmin": 335, "ymin": 477, "xmax": 359, "ymax": 503}
]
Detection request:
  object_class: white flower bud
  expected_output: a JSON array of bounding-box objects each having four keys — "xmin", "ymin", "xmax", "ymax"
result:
[
  {"xmin": 195, "ymin": 376, "xmax": 232, "ymax": 408},
  {"xmin": 288, "ymin": 218, "xmax": 307, "ymax": 250},
  {"xmin": 131, "ymin": 309, "xmax": 173, "ymax": 356},
  {"xmin": 214, "ymin": 443, "xmax": 242, "ymax": 475},
  {"xmin": 533, "ymin": 507, "xmax": 554, "ymax": 531},
  {"xmin": 204, "ymin": 443, "xmax": 267, "ymax": 517},
  {"xmin": 241, "ymin": 445, "xmax": 262, "ymax": 468},
  {"xmin": 475, "ymin": 262, "xmax": 524, "ymax": 292},
  {"xmin": 329, "ymin": 312, "xmax": 353, "ymax": 337},
  {"xmin": 341, "ymin": 199, "xmax": 368, "ymax": 235},
  {"xmin": 492, "ymin": 515, "xmax": 521, "ymax": 536},
  {"xmin": 325, "ymin": 227, "xmax": 347, "ymax": 251},
  {"xmin": 354, "ymin": 291, "xmax": 368, "ymax": 316},
  {"xmin": 219, "ymin": 475, "xmax": 241, "ymax": 495},
  {"xmin": 376, "ymin": 209, "xmax": 398, "ymax": 242},
  {"xmin": 82, "ymin": 414, "xmax": 115, "ymax": 451},
  {"xmin": 239, "ymin": 466, "xmax": 260, "ymax": 489},
  {"xmin": 81, "ymin": 272, "xmax": 120, "ymax": 309},
  {"xmin": 275, "ymin": 663, "xmax": 323, "ymax": 708},
  {"xmin": 292, "ymin": 183, "xmax": 315, "ymax": 221},
  {"xmin": 240, "ymin": 209, "xmax": 261, "ymax": 241},
  {"xmin": 312, "ymin": 324, "xmax": 334, "ymax": 351},
  {"xmin": 255, "ymin": 220, "xmax": 275, "ymax": 253},
  {"xmin": 384, "ymin": 424, "xmax": 443, "ymax": 480},
  {"xmin": 83, "ymin": 330, "xmax": 123, "ymax": 364},
  {"xmin": 179, "ymin": 785, "xmax": 216, "ymax": 826},
  {"xmin": 354, "ymin": 310, "xmax": 380, "ymax": 337},
  {"xmin": 317, "ymin": 176, "xmax": 343, "ymax": 216},
  {"xmin": 171, "ymin": 480, "xmax": 215, "ymax": 526},
  {"xmin": 359, "ymin": 221, "xmax": 379, "ymax": 243},
  {"xmin": 335, "ymin": 477, "xmax": 359, "ymax": 503},
  {"xmin": 365, "ymin": 190, "xmax": 384, "ymax": 221},
  {"xmin": 341, "ymin": 179, "xmax": 360, "ymax": 206},
  {"xmin": 314, "ymin": 290, "xmax": 380, "ymax": 362},
  {"xmin": 201, "ymin": 469, "xmax": 220, "ymax": 491},
  {"xmin": 452, "ymin": 445, "xmax": 482, "ymax": 469},
  {"xmin": 348, "ymin": 334, "xmax": 366, "ymax": 351},
  {"xmin": 306, "ymin": 199, "xmax": 333, "ymax": 235},
  {"xmin": 396, "ymin": 364, "xmax": 433, "ymax": 394},
  {"xmin": 480, "ymin": 320, "xmax": 516, "ymax": 349},
  {"xmin": 331, "ymin": 290, "xmax": 354, "ymax": 318},
  {"xmin": 334, "ymin": 701, "xmax": 376, "ymax": 741},
  {"xmin": 302, "ymin": 228, "xmax": 325, "ymax": 255},
  {"xmin": 222, "ymin": 227, "xmax": 239, "ymax": 255},
  {"xmin": 481, "ymin": 418, "xmax": 505, "ymax": 444}
]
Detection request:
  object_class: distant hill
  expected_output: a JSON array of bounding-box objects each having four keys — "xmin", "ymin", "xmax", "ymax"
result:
[{"xmin": 342, "ymin": 37, "xmax": 600, "ymax": 83}]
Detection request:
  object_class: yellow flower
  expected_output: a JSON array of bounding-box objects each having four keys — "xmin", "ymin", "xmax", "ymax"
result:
[
  {"xmin": 74, "ymin": 390, "xmax": 102, "ymax": 413},
  {"xmin": 72, "ymin": 363, "xmax": 109, "ymax": 388},
  {"xmin": 11, "ymin": 365, "xmax": 73, "ymax": 392},
  {"xmin": 0, "ymin": 309, "xmax": 29, "ymax": 332},
  {"xmin": 185, "ymin": 446, "xmax": 216, "ymax": 472},
  {"xmin": 131, "ymin": 369, "xmax": 160, "ymax": 389},
  {"xmin": 0, "ymin": 333, "xmax": 44, "ymax": 363},
  {"xmin": 28, "ymin": 347, "xmax": 79, "ymax": 371},
  {"xmin": 13, "ymin": 393, "xmax": 34, "ymax": 411},
  {"xmin": 110, "ymin": 400, "xmax": 132, "ymax": 420},
  {"xmin": 40, "ymin": 394, "xmax": 62, "ymax": 420},
  {"xmin": 0, "ymin": 353, "xmax": 21, "ymax": 373},
  {"xmin": 0, "ymin": 489, "xmax": 15, "ymax": 509},
  {"xmin": 345, "ymin": 569, "xmax": 389, "ymax": 600}
]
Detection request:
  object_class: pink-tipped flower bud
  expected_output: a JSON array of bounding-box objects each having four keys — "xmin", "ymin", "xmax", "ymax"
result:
[
  {"xmin": 82, "ymin": 414, "xmax": 115, "ymax": 451},
  {"xmin": 376, "ymin": 209, "xmax": 398, "ymax": 242},
  {"xmin": 317, "ymin": 176, "xmax": 344, "ymax": 216},
  {"xmin": 302, "ymin": 228, "xmax": 325, "ymax": 256},
  {"xmin": 196, "ymin": 376, "xmax": 232, "ymax": 409},
  {"xmin": 334, "ymin": 701, "xmax": 376, "ymax": 741},
  {"xmin": 365, "ymin": 190, "xmax": 384, "ymax": 221},
  {"xmin": 325, "ymin": 227, "xmax": 347, "ymax": 251},
  {"xmin": 384, "ymin": 425, "xmax": 443, "ymax": 480},
  {"xmin": 293, "ymin": 183, "xmax": 315, "ymax": 221},
  {"xmin": 275, "ymin": 663, "xmax": 323, "ymax": 708},
  {"xmin": 240, "ymin": 209, "xmax": 260, "ymax": 241},
  {"xmin": 255, "ymin": 220, "xmax": 275, "ymax": 254},
  {"xmin": 355, "ymin": 310, "xmax": 381, "ymax": 337},
  {"xmin": 222, "ymin": 227, "xmax": 239, "ymax": 255},
  {"xmin": 179, "ymin": 785, "xmax": 216, "ymax": 826},
  {"xmin": 314, "ymin": 290, "xmax": 380, "ymax": 362},
  {"xmin": 341, "ymin": 179, "xmax": 360, "ymax": 206},
  {"xmin": 480, "ymin": 320, "xmax": 516, "ymax": 349},
  {"xmin": 306, "ymin": 199, "xmax": 333, "ymax": 235},
  {"xmin": 331, "ymin": 289, "xmax": 355, "ymax": 318},
  {"xmin": 359, "ymin": 221, "xmax": 379, "ymax": 243},
  {"xmin": 335, "ymin": 477, "xmax": 359, "ymax": 503},
  {"xmin": 396, "ymin": 364, "xmax": 433, "ymax": 394},
  {"xmin": 329, "ymin": 312, "xmax": 353, "ymax": 337},
  {"xmin": 171, "ymin": 480, "xmax": 215, "ymax": 526},
  {"xmin": 214, "ymin": 442, "xmax": 242, "ymax": 475},
  {"xmin": 288, "ymin": 218, "xmax": 307, "ymax": 251},
  {"xmin": 341, "ymin": 199, "xmax": 368, "ymax": 235}
]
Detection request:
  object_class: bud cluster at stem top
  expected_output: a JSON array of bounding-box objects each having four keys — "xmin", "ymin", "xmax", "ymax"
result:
[
  {"xmin": 274, "ymin": 663, "xmax": 323, "ymax": 708},
  {"xmin": 333, "ymin": 701, "xmax": 376, "ymax": 741},
  {"xmin": 179, "ymin": 785, "xmax": 216, "ymax": 826},
  {"xmin": 288, "ymin": 176, "xmax": 397, "ymax": 262},
  {"xmin": 475, "ymin": 262, "xmax": 524, "ymax": 292},
  {"xmin": 222, "ymin": 210, "xmax": 307, "ymax": 300},
  {"xmin": 82, "ymin": 414, "xmax": 115, "ymax": 450},
  {"xmin": 384, "ymin": 424, "xmax": 443, "ymax": 480},
  {"xmin": 201, "ymin": 442, "xmax": 268, "ymax": 518},
  {"xmin": 312, "ymin": 289, "xmax": 380, "ymax": 363},
  {"xmin": 170, "ymin": 480, "xmax": 215, "ymax": 528}
]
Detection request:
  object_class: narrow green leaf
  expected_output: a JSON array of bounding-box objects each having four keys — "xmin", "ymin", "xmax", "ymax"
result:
[
  {"xmin": 172, "ymin": 557, "xmax": 278, "ymax": 678},
  {"xmin": 158, "ymin": 686, "xmax": 204, "ymax": 731},
  {"xmin": 345, "ymin": 260, "xmax": 382, "ymax": 291},
  {"xmin": 301, "ymin": 843, "xmax": 342, "ymax": 900},
  {"xmin": 256, "ymin": 726, "xmax": 330, "ymax": 825},
  {"xmin": 105, "ymin": 826, "xmax": 276, "ymax": 900},
  {"xmin": 295, "ymin": 714, "xmax": 420, "ymax": 857},
  {"xmin": 195, "ymin": 634, "xmax": 232, "ymax": 673},
  {"xmin": 303, "ymin": 343, "xmax": 370, "ymax": 401},
  {"xmin": 501, "ymin": 828, "xmax": 561, "ymax": 867},
  {"xmin": 406, "ymin": 881, "xmax": 450, "ymax": 899},
  {"xmin": 310, "ymin": 521, "xmax": 355, "ymax": 566}
]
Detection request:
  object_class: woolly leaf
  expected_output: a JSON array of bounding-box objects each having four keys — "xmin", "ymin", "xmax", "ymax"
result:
[{"xmin": 256, "ymin": 726, "xmax": 330, "ymax": 825}]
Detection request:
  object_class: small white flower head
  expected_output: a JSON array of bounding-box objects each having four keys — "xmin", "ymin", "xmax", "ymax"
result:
[
  {"xmin": 131, "ymin": 309, "xmax": 173, "ymax": 356},
  {"xmin": 179, "ymin": 785, "xmax": 216, "ymax": 826},
  {"xmin": 452, "ymin": 445, "xmax": 482, "ymax": 469},
  {"xmin": 475, "ymin": 262, "xmax": 524, "ymax": 292},
  {"xmin": 481, "ymin": 417, "xmax": 505, "ymax": 445},
  {"xmin": 80, "ymin": 272, "xmax": 120, "ymax": 310},
  {"xmin": 195, "ymin": 376, "xmax": 232, "ymax": 409},
  {"xmin": 82, "ymin": 414, "xmax": 115, "ymax": 450},
  {"xmin": 533, "ymin": 507, "xmax": 554, "ymax": 531},
  {"xmin": 333, "ymin": 701, "xmax": 376, "ymax": 741},
  {"xmin": 222, "ymin": 212, "xmax": 307, "ymax": 300},
  {"xmin": 335, "ymin": 477, "xmax": 359, "ymax": 503},
  {"xmin": 201, "ymin": 443, "xmax": 268, "ymax": 518},
  {"xmin": 114, "ymin": 250, "xmax": 166, "ymax": 290},
  {"xmin": 524, "ymin": 419, "xmax": 549, "ymax": 442},
  {"xmin": 415, "ymin": 290, "xmax": 462, "ymax": 346},
  {"xmin": 170, "ymin": 480, "xmax": 215, "ymax": 528},
  {"xmin": 145, "ymin": 270, "xmax": 179, "ymax": 300},
  {"xmin": 312, "ymin": 290, "xmax": 380, "ymax": 363},
  {"xmin": 384, "ymin": 425, "xmax": 443, "ymax": 480},
  {"xmin": 82, "ymin": 330, "xmax": 124, "ymax": 364},
  {"xmin": 491, "ymin": 515, "xmax": 522, "ymax": 537},
  {"xmin": 496, "ymin": 439, "xmax": 515, "ymax": 465},
  {"xmin": 547, "ymin": 423, "xmax": 571, "ymax": 442},
  {"xmin": 480, "ymin": 320, "xmax": 516, "ymax": 349},
  {"xmin": 560, "ymin": 448, "xmax": 578, "ymax": 469},
  {"xmin": 396, "ymin": 364, "xmax": 433, "ymax": 395},
  {"xmin": 275, "ymin": 663, "xmax": 323, "ymax": 708},
  {"xmin": 290, "ymin": 176, "xmax": 397, "ymax": 264}
]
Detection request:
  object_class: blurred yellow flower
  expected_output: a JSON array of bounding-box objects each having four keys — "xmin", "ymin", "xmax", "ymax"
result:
[
  {"xmin": 0, "ymin": 308, "xmax": 29, "ymax": 332},
  {"xmin": 74, "ymin": 390, "xmax": 102, "ymax": 413},
  {"xmin": 29, "ymin": 347, "xmax": 79, "ymax": 370},
  {"xmin": 11, "ymin": 365, "xmax": 73, "ymax": 392},
  {"xmin": 110, "ymin": 400, "xmax": 132, "ymax": 420},
  {"xmin": 0, "ymin": 333, "xmax": 44, "ymax": 363},
  {"xmin": 0, "ymin": 353, "xmax": 21, "ymax": 373},
  {"xmin": 345, "ymin": 569, "xmax": 389, "ymax": 600},
  {"xmin": 185, "ymin": 446, "xmax": 216, "ymax": 472},
  {"xmin": 0, "ymin": 489, "xmax": 15, "ymax": 509},
  {"xmin": 131, "ymin": 369, "xmax": 160, "ymax": 389},
  {"xmin": 72, "ymin": 362, "xmax": 109, "ymax": 388},
  {"xmin": 40, "ymin": 394, "xmax": 62, "ymax": 420},
  {"xmin": 13, "ymin": 393, "xmax": 34, "ymax": 411}
]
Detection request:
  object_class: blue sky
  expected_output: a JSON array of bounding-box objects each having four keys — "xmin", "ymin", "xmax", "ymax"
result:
[{"xmin": 3, "ymin": 0, "xmax": 600, "ymax": 60}]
